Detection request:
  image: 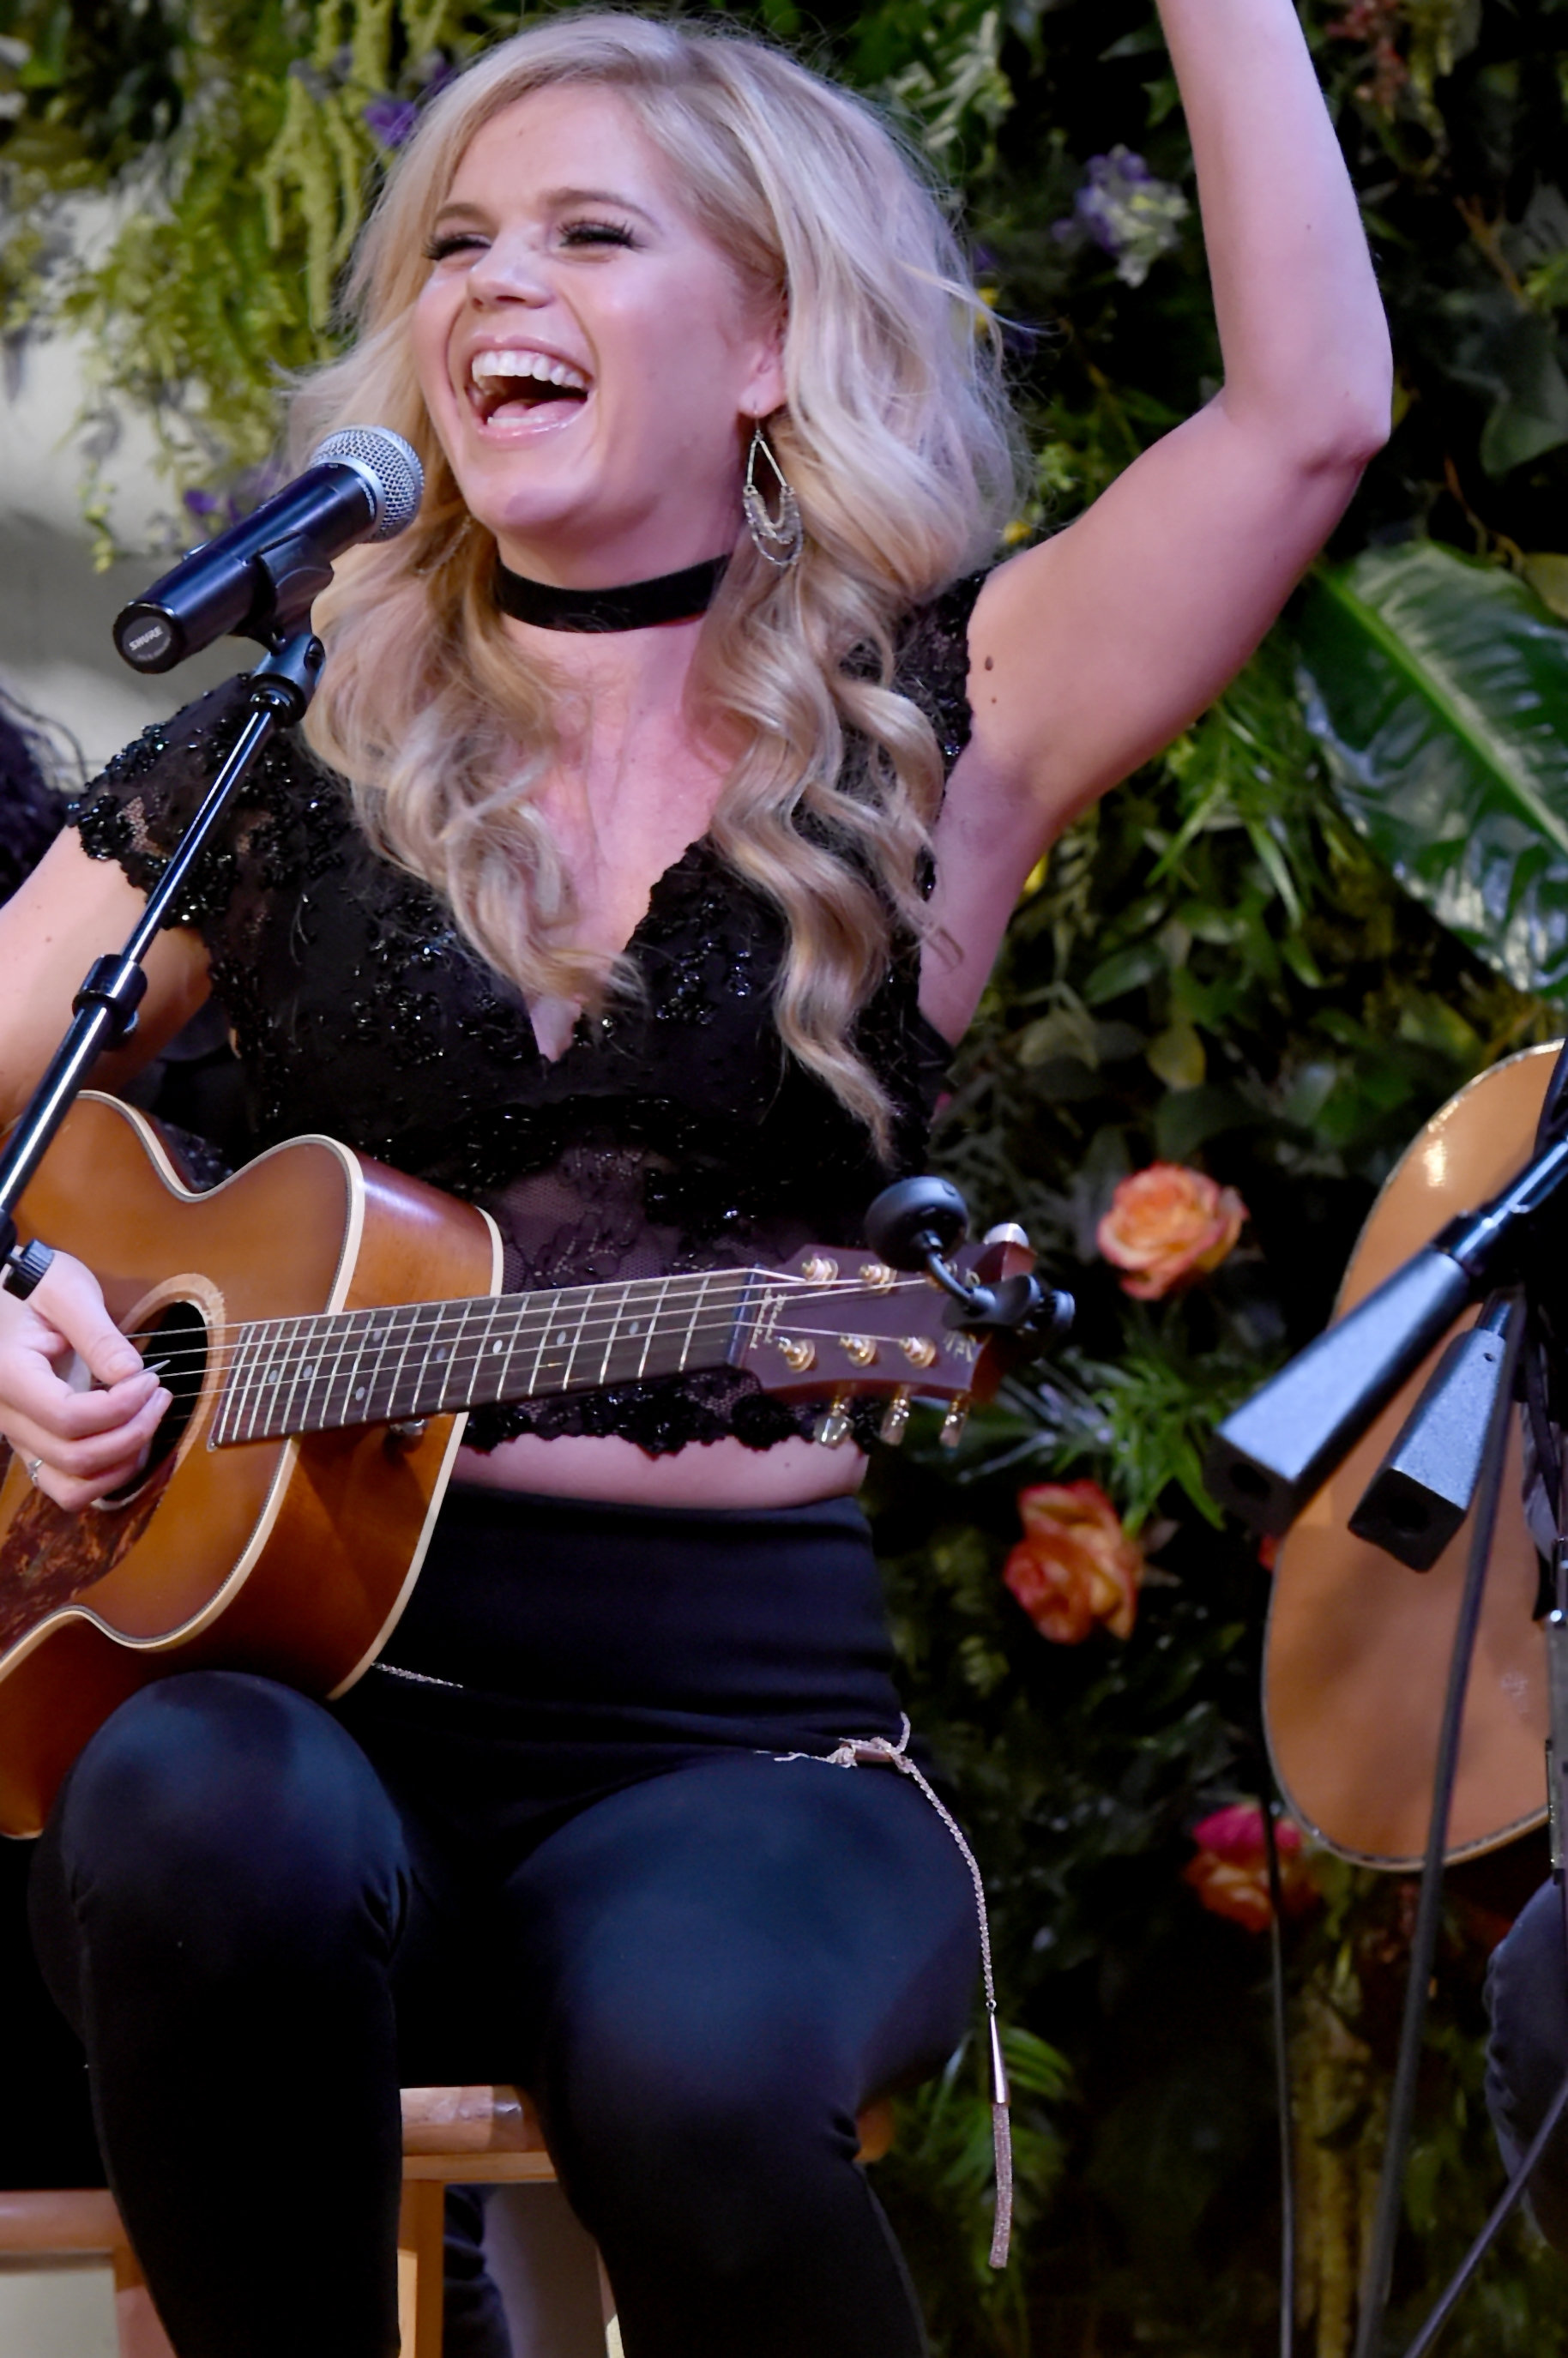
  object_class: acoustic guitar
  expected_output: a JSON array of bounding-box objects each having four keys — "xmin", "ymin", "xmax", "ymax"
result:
[
  {"xmin": 0, "ymin": 1093, "xmax": 1016, "ymax": 1839},
  {"xmin": 1265, "ymin": 1041, "xmax": 1559, "ymax": 1871}
]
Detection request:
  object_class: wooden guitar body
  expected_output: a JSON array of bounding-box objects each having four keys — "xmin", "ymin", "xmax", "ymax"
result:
[
  {"xmin": 1265, "ymin": 1043, "xmax": 1558, "ymax": 1869},
  {"xmin": 0, "ymin": 1095, "xmax": 500, "ymax": 1837}
]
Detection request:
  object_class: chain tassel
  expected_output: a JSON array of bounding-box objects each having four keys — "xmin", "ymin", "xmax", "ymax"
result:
[
  {"xmin": 987, "ymin": 2004, "xmax": 1013, "ymax": 2268},
  {"xmin": 768, "ymin": 1716, "xmax": 1012, "ymax": 2268}
]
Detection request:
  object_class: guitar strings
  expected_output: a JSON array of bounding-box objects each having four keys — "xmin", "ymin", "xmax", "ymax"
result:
[
  {"xmin": 124, "ymin": 1318, "xmax": 939, "ymax": 1379},
  {"xmin": 99, "ymin": 1274, "xmax": 945, "ymax": 1389},
  {"xmin": 111, "ymin": 1319, "xmax": 937, "ymax": 1378},
  {"xmin": 105, "ymin": 1270, "xmax": 932, "ymax": 1355},
  {"xmin": 132, "ymin": 1283, "xmax": 971, "ymax": 1438},
  {"xmin": 113, "ymin": 1308, "xmax": 950, "ymax": 1397}
]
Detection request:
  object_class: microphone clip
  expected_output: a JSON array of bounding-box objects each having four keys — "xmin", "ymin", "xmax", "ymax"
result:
[{"xmin": 247, "ymin": 535, "xmax": 338, "ymax": 651}]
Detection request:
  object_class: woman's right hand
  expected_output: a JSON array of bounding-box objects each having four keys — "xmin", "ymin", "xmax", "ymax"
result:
[{"xmin": 0, "ymin": 1253, "xmax": 171, "ymax": 1511}]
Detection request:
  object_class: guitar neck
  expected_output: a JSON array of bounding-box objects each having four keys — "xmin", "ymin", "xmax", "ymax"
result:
[{"xmin": 211, "ymin": 1269, "xmax": 759, "ymax": 1447}]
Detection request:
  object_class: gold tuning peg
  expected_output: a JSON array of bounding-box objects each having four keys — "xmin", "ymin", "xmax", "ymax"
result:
[
  {"xmin": 813, "ymin": 1392, "xmax": 854, "ymax": 1449},
  {"xmin": 878, "ymin": 1389, "xmax": 912, "ymax": 1446},
  {"xmin": 938, "ymin": 1394, "xmax": 970, "ymax": 1450}
]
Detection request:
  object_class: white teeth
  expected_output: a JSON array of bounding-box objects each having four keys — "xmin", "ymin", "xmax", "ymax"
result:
[{"xmin": 469, "ymin": 348, "xmax": 588, "ymax": 395}]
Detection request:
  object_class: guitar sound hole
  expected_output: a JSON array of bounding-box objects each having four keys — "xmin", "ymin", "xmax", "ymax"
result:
[{"xmin": 102, "ymin": 1300, "xmax": 208, "ymax": 1505}]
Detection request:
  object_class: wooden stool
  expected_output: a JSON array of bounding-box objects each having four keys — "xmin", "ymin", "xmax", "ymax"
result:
[
  {"xmin": 0, "ymin": 2186, "xmax": 168, "ymax": 2356},
  {"xmin": 397, "ymin": 2084, "xmax": 567, "ymax": 2358},
  {"xmin": 0, "ymin": 2084, "xmax": 896, "ymax": 2357}
]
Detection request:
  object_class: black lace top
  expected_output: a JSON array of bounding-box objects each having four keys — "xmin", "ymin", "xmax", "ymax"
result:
[{"xmin": 69, "ymin": 576, "xmax": 982, "ymax": 1455}]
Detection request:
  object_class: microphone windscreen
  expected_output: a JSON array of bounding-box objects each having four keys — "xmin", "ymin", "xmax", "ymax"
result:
[{"xmin": 308, "ymin": 426, "xmax": 424, "ymax": 541}]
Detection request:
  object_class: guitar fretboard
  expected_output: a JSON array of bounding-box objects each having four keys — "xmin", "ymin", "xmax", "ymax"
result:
[{"xmin": 211, "ymin": 1270, "xmax": 760, "ymax": 1447}]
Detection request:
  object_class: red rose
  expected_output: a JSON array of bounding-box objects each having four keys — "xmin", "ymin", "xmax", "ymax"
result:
[
  {"xmin": 1183, "ymin": 1803, "xmax": 1318, "ymax": 1932},
  {"xmin": 1096, "ymin": 1163, "xmax": 1248, "ymax": 1301},
  {"xmin": 1003, "ymin": 1481, "xmax": 1143, "ymax": 1644}
]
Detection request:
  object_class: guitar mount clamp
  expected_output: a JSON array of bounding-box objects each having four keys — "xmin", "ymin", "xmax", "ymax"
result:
[{"xmin": 862, "ymin": 1176, "xmax": 1075, "ymax": 1351}]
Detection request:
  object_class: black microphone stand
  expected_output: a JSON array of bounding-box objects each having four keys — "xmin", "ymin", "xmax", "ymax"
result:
[
  {"xmin": 1364, "ymin": 1383, "xmax": 1568, "ymax": 2358},
  {"xmin": 0, "ymin": 626, "xmax": 324, "ymax": 1284},
  {"xmin": 1349, "ymin": 1288, "xmax": 1522, "ymax": 2358}
]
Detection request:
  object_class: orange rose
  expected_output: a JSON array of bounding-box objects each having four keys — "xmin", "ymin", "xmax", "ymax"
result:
[
  {"xmin": 1003, "ymin": 1481, "xmax": 1143, "ymax": 1644},
  {"xmin": 1182, "ymin": 1804, "xmax": 1318, "ymax": 1933},
  {"xmin": 1096, "ymin": 1163, "xmax": 1248, "ymax": 1300}
]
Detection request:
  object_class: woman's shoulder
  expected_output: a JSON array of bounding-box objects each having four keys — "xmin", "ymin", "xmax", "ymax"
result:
[
  {"xmin": 75, "ymin": 673, "xmax": 255, "ymax": 810},
  {"xmin": 69, "ymin": 675, "xmax": 354, "ymax": 926}
]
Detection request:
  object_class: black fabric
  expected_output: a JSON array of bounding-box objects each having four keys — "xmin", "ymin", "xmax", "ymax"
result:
[
  {"xmin": 66, "ymin": 575, "xmax": 983, "ymax": 1456},
  {"xmin": 0, "ymin": 1835, "xmax": 103, "ymax": 2190},
  {"xmin": 494, "ymin": 552, "xmax": 729, "ymax": 630},
  {"xmin": 1486, "ymin": 1878, "xmax": 1568, "ymax": 2249},
  {"xmin": 0, "ymin": 701, "xmax": 65, "ymax": 898},
  {"xmin": 341, "ymin": 1484, "xmax": 908, "ymax": 1869},
  {"xmin": 5, "ymin": 1765, "xmax": 503, "ymax": 2354},
  {"xmin": 30, "ymin": 1489, "xmax": 977, "ymax": 2358},
  {"xmin": 443, "ymin": 2187, "xmax": 510, "ymax": 2358}
]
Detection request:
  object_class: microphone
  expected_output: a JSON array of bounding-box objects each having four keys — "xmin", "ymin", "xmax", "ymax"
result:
[{"xmin": 113, "ymin": 426, "xmax": 425, "ymax": 673}]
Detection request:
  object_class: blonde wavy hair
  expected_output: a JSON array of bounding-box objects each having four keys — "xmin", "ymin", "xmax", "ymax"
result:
[{"xmin": 292, "ymin": 11, "xmax": 1021, "ymax": 1150}]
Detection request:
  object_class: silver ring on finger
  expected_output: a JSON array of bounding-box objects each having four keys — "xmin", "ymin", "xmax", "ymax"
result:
[{"xmin": 25, "ymin": 1456, "xmax": 43, "ymax": 1488}]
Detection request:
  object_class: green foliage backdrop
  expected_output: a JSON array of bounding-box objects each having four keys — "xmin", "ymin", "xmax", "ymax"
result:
[{"xmin": 8, "ymin": 1, "xmax": 1568, "ymax": 2350}]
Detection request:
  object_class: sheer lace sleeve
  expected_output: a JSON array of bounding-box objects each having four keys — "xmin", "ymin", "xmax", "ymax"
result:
[{"xmin": 67, "ymin": 675, "xmax": 314, "ymax": 928}]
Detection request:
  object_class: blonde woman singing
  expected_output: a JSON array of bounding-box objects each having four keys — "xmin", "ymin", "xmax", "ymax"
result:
[{"xmin": 0, "ymin": 14, "xmax": 1388, "ymax": 2355}]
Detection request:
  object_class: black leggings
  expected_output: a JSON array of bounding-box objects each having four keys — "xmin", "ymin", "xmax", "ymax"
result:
[
  {"xmin": 28, "ymin": 1491, "xmax": 977, "ymax": 2358},
  {"xmin": 1485, "ymin": 1878, "xmax": 1568, "ymax": 2250}
]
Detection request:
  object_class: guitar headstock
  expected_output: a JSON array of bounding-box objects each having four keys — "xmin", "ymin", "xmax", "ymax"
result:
[{"xmin": 734, "ymin": 1233, "xmax": 1040, "ymax": 1446}]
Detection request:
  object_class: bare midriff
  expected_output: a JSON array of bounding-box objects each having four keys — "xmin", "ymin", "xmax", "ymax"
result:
[{"xmin": 455, "ymin": 1429, "xmax": 867, "ymax": 1510}]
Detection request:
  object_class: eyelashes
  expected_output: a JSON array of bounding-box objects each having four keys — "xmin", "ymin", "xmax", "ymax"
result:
[
  {"xmin": 559, "ymin": 218, "xmax": 636, "ymax": 248},
  {"xmin": 423, "ymin": 219, "xmax": 639, "ymax": 262}
]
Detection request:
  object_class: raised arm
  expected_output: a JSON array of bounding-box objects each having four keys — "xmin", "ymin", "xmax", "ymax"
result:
[{"xmin": 927, "ymin": 0, "xmax": 1391, "ymax": 1031}]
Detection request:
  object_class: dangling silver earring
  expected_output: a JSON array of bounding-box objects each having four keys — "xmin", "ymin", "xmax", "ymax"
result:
[{"xmin": 743, "ymin": 424, "xmax": 804, "ymax": 570}]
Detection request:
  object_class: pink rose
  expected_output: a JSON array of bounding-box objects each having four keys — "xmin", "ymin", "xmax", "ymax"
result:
[
  {"xmin": 1096, "ymin": 1164, "xmax": 1248, "ymax": 1300},
  {"xmin": 1003, "ymin": 1481, "xmax": 1143, "ymax": 1644},
  {"xmin": 1183, "ymin": 1804, "xmax": 1317, "ymax": 1933}
]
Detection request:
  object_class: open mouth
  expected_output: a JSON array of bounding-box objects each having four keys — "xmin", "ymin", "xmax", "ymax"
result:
[{"xmin": 467, "ymin": 348, "xmax": 590, "ymax": 427}]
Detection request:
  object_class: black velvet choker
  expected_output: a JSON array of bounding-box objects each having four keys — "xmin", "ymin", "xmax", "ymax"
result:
[{"xmin": 494, "ymin": 553, "xmax": 729, "ymax": 632}]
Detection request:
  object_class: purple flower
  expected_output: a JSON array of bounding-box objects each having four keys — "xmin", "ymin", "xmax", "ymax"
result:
[
  {"xmin": 364, "ymin": 96, "xmax": 419, "ymax": 150},
  {"xmin": 183, "ymin": 487, "xmax": 219, "ymax": 517},
  {"xmin": 1077, "ymin": 151, "xmax": 1149, "ymax": 255},
  {"xmin": 1052, "ymin": 147, "xmax": 1189, "ymax": 289}
]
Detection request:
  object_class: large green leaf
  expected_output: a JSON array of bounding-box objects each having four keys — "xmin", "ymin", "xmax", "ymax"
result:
[{"xmin": 1296, "ymin": 541, "xmax": 1568, "ymax": 1001}]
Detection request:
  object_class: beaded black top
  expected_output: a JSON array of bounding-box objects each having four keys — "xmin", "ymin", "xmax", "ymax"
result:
[{"xmin": 69, "ymin": 575, "xmax": 983, "ymax": 1455}]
